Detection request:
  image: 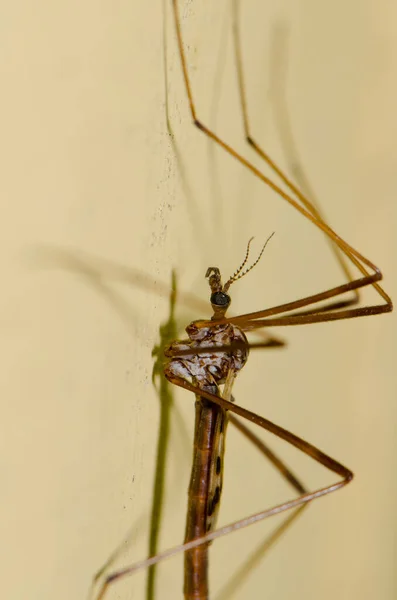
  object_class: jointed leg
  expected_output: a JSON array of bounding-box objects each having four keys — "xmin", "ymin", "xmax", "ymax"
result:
[
  {"xmin": 171, "ymin": 0, "xmax": 392, "ymax": 320},
  {"xmin": 93, "ymin": 376, "xmax": 352, "ymax": 600}
]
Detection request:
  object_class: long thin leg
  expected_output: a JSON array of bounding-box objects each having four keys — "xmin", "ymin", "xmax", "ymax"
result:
[
  {"xmin": 93, "ymin": 378, "xmax": 352, "ymax": 600},
  {"xmin": 231, "ymin": 0, "xmax": 358, "ymax": 313},
  {"xmin": 171, "ymin": 0, "xmax": 392, "ymax": 323}
]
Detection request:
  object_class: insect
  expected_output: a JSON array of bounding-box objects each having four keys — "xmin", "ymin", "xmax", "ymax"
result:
[{"xmin": 91, "ymin": 2, "xmax": 393, "ymax": 599}]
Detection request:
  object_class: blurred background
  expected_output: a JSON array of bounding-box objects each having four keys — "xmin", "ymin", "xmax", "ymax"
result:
[{"xmin": 0, "ymin": 1, "xmax": 396, "ymax": 599}]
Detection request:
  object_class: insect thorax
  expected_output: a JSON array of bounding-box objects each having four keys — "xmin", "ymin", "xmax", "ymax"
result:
[{"xmin": 164, "ymin": 321, "xmax": 249, "ymax": 390}]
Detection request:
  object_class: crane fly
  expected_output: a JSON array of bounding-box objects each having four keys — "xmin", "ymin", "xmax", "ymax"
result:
[{"xmin": 92, "ymin": 1, "xmax": 393, "ymax": 599}]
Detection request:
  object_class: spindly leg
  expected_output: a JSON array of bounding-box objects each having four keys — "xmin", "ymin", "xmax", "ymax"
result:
[
  {"xmin": 93, "ymin": 376, "xmax": 352, "ymax": 600},
  {"xmin": 231, "ymin": 0, "xmax": 357, "ymax": 313},
  {"xmin": 171, "ymin": 0, "xmax": 392, "ymax": 320}
]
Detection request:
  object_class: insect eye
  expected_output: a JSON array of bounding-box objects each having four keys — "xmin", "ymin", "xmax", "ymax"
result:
[{"xmin": 210, "ymin": 292, "xmax": 230, "ymax": 307}]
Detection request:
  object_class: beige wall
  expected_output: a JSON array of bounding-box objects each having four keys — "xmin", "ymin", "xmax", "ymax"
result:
[{"xmin": 1, "ymin": 1, "xmax": 396, "ymax": 599}]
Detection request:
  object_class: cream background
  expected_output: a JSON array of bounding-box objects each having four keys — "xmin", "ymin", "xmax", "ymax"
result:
[{"xmin": 1, "ymin": 1, "xmax": 396, "ymax": 599}]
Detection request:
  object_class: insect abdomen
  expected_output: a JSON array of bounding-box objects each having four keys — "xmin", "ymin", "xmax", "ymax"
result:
[{"xmin": 184, "ymin": 395, "xmax": 228, "ymax": 600}]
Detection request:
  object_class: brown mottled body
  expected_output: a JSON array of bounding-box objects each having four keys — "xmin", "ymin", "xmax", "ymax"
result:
[
  {"xmin": 165, "ymin": 301, "xmax": 249, "ymax": 599},
  {"xmin": 183, "ymin": 393, "xmax": 227, "ymax": 599}
]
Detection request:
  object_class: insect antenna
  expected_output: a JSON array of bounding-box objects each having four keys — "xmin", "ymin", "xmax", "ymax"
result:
[
  {"xmin": 227, "ymin": 236, "xmax": 255, "ymax": 281},
  {"xmin": 223, "ymin": 232, "xmax": 275, "ymax": 292}
]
